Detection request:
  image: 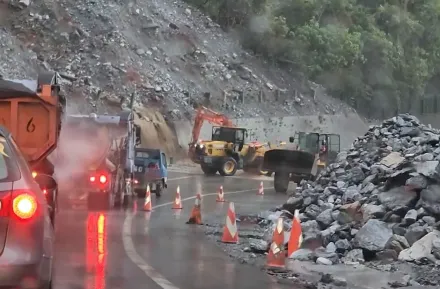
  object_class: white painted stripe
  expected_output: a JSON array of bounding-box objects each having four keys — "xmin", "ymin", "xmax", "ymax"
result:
[
  {"xmin": 167, "ymin": 176, "xmax": 193, "ymax": 181},
  {"xmin": 122, "ymin": 187, "xmax": 262, "ymax": 289}
]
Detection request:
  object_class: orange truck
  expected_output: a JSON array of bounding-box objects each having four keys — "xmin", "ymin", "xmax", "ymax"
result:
[
  {"xmin": 0, "ymin": 72, "xmax": 65, "ymax": 219},
  {"xmin": 0, "ymin": 72, "xmax": 138, "ymax": 213}
]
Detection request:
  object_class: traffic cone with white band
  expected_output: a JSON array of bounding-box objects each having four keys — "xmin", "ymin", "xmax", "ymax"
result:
[
  {"xmin": 266, "ymin": 217, "xmax": 285, "ymax": 268},
  {"xmin": 143, "ymin": 185, "xmax": 152, "ymax": 211},
  {"xmin": 216, "ymin": 185, "xmax": 225, "ymax": 202},
  {"xmin": 221, "ymin": 202, "xmax": 238, "ymax": 243},
  {"xmin": 288, "ymin": 209, "xmax": 303, "ymax": 258},
  {"xmin": 257, "ymin": 182, "xmax": 264, "ymax": 195},
  {"xmin": 172, "ymin": 186, "xmax": 183, "ymax": 209},
  {"xmin": 187, "ymin": 192, "xmax": 202, "ymax": 224}
]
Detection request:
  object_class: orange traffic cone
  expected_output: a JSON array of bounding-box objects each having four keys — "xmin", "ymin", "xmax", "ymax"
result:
[
  {"xmin": 257, "ymin": 181, "xmax": 264, "ymax": 195},
  {"xmin": 187, "ymin": 192, "xmax": 202, "ymax": 224},
  {"xmin": 266, "ymin": 217, "xmax": 285, "ymax": 268},
  {"xmin": 216, "ymin": 185, "xmax": 225, "ymax": 202},
  {"xmin": 143, "ymin": 185, "xmax": 152, "ymax": 211},
  {"xmin": 172, "ymin": 186, "xmax": 183, "ymax": 209},
  {"xmin": 288, "ymin": 209, "xmax": 303, "ymax": 258},
  {"xmin": 221, "ymin": 202, "xmax": 238, "ymax": 243}
]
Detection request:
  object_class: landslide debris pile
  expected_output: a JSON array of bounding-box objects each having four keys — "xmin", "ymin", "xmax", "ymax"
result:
[{"xmin": 282, "ymin": 114, "xmax": 440, "ymax": 265}]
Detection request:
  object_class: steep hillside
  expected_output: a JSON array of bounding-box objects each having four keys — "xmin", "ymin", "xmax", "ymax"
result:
[{"xmin": 1, "ymin": 0, "xmax": 354, "ymax": 120}]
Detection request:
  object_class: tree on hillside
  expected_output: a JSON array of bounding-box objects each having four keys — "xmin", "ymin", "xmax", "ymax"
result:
[{"xmin": 185, "ymin": 0, "xmax": 440, "ymax": 118}]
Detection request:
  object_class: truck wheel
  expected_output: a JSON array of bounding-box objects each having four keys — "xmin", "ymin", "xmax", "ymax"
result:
[
  {"xmin": 155, "ymin": 184, "xmax": 163, "ymax": 197},
  {"xmin": 274, "ymin": 172, "xmax": 289, "ymax": 193},
  {"xmin": 122, "ymin": 195, "xmax": 131, "ymax": 207},
  {"xmin": 219, "ymin": 158, "xmax": 238, "ymax": 176},
  {"xmin": 136, "ymin": 188, "xmax": 146, "ymax": 199},
  {"xmin": 201, "ymin": 164, "xmax": 217, "ymax": 176},
  {"xmin": 87, "ymin": 192, "xmax": 110, "ymax": 211}
]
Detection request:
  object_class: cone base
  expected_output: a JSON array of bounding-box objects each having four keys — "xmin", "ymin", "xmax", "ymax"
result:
[
  {"xmin": 265, "ymin": 263, "xmax": 285, "ymax": 269},
  {"xmin": 216, "ymin": 199, "xmax": 225, "ymax": 202}
]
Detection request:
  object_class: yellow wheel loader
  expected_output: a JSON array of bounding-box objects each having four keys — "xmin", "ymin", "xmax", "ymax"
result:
[
  {"xmin": 195, "ymin": 126, "xmax": 285, "ymax": 176},
  {"xmin": 263, "ymin": 132, "xmax": 341, "ymax": 193}
]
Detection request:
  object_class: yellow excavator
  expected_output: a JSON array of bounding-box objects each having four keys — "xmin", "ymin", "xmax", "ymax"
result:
[{"xmin": 188, "ymin": 106, "xmax": 285, "ymax": 176}]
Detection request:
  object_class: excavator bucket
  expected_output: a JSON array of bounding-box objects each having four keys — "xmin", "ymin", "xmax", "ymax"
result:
[{"xmin": 263, "ymin": 149, "xmax": 316, "ymax": 175}]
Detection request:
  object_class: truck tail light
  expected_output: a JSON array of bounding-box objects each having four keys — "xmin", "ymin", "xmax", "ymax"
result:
[
  {"xmin": 99, "ymin": 175, "xmax": 107, "ymax": 184},
  {"xmin": 90, "ymin": 173, "xmax": 108, "ymax": 184}
]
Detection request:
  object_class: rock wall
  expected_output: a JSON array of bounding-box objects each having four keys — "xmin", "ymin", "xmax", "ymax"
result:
[{"xmin": 175, "ymin": 113, "xmax": 369, "ymax": 150}]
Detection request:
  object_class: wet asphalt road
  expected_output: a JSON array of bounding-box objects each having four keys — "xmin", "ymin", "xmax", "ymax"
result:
[{"xmin": 53, "ymin": 171, "xmax": 291, "ymax": 289}]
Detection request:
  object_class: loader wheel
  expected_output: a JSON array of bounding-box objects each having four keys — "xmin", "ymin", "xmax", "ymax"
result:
[
  {"xmin": 201, "ymin": 164, "xmax": 217, "ymax": 176},
  {"xmin": 219, "ymin": 158, "xmax": 238, "ymax": 176},
  {"xmin": 257, "ymin": 162, "xmax": 268, "ymax": 175},
  {"xmin": 274, "ymin": 172, "xmax": 289, "ymax": 193}
]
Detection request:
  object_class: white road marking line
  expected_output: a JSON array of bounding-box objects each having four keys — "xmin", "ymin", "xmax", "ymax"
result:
[
  {"xmin": 167, "ymin": 176, "xmax": 193, "ymax": 181},
  {"xmin": 122, "ymin": 186, "xmax": 261, "ymax": 289}
]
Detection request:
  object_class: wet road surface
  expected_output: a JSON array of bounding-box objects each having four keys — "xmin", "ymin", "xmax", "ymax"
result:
[{"xmin": 53, "ymin": 171, "xmax": 291, "ymax": 289}]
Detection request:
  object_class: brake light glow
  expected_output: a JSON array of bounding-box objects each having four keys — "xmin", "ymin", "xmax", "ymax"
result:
[
  {"xmin": 32, "ymin": 171, "xmax": 37, "ymax": 178},
  {"xmin": 99, "ymin": 175, "xmax": 107, "ymax": 184},
  {"xmin": 90, "ymin": 173, "xmax": 108, "ymax": 185},
  {"xmin": 12, "ymin": 193, "xmax": 37, "ymax": 219},
  {"xmin": 43, "ymin": 189, "xmax": 47, "ymax": 195}
]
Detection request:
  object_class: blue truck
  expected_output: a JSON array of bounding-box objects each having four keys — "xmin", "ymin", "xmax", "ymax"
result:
[{"xmin": 133, "ymin": 148, "xmax": 168, "ymax": 197}]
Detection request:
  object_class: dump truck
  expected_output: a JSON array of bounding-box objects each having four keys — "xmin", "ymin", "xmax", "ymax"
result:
[
  {"xmin": 263, "ymin": 132, "xmax": 340, "ymax": 193},
  {"xmin": 0, "ymin": 72, "xmax": 139, "ymax": 212},
  {"xmin": 0, "ymin": 72, "xmax": 66, "ymax": 220},
  {"xmin": 55, "ymin": 107, "xmax": 139, "ymax": 210}
]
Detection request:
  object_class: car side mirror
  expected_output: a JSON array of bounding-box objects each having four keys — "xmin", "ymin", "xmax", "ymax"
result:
[
  {"xmin": 34, "ymin": 174, "xmax": 57, "ymax": 191},
  {"xmin": 289, "ymin": 137, "xmax": 294, "ymax": 143}
]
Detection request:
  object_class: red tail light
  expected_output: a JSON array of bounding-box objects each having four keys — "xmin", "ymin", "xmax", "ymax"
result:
[
  {"xmin": 13, "ymin": 194, "xmax": 37, "ymax": 219},
  {"xmin": 99, "ymin": 175, "xmax": 107, "ymax": 184},
  {"xmin": 0, "ymin": 191, "xmax": 38, "ymax": 219},
  {"xmin": 90, "ymin": 173, "xmax": 108, "ymax": 184}
]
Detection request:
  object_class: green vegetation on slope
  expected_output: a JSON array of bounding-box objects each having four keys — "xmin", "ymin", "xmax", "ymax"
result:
[{"xmin": 187, "ymin": 0, "xmax": 440, "ymax": 118}]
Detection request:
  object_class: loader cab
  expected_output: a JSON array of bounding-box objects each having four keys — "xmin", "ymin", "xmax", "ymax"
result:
[
  {"xmin": 211, "ymin": 126, "xmax": 247, "ymax": 149},
  {"xmin": 291, "ymin": 132, "xmax": 340, "ymax": 160}
]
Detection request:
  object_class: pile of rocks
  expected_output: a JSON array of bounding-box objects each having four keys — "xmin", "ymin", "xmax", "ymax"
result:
[{"xmin": 281, "ymin": 114, "xmax": 440, "ymax": 265}]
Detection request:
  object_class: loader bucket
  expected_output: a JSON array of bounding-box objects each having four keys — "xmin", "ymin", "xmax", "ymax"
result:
[{"xmin": 263, "ymin": 149, "xmax": 315, "ymax": 175}]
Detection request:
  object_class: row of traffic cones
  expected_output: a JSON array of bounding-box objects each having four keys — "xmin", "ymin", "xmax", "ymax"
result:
[
  {"xmin": 143, "ymin": 181, "xmax": 302, "ymax": 268},
  {"xmin": 144, "ymin": 182, "xmax": 265, "ymax": 212}
]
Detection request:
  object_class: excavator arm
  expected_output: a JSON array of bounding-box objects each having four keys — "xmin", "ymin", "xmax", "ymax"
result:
[{"xmin": 190, "ymin": 106, "xmax": 234, "ymax": 145}]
